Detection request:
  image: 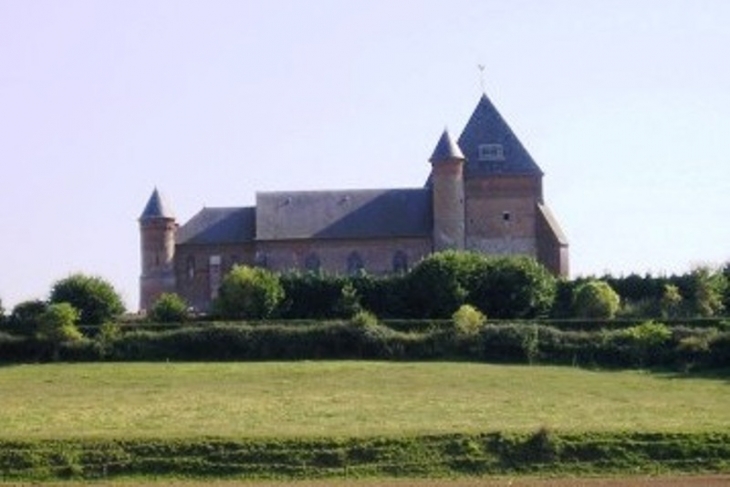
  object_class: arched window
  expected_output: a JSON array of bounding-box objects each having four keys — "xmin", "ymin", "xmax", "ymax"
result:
[
  {"xmin": 392, "ymin": 251, "xmax": 408, "ymax": 274},
  {"xmin": 186, "ymin": 256, "xmax": 196, "ymax": 280},
  {"xmin": 304, "ymin": 252, "xmax": 321, "ymax": 273},
  {"xmin": 347, "ymin": 251, "xmax": 364, "ymax": 276}
]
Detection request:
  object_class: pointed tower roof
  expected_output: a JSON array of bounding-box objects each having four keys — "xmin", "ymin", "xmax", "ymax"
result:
[
  {"xmin": 457, "ymin": 93, "xmax": 543, "ymax": 177},
  {"xmin": 429, "ymin": 128, "xmax": 465, "ymax": 164},
  {"xmin": 139, "ymin": 188, "xmax": 175, "ymax": 221}
]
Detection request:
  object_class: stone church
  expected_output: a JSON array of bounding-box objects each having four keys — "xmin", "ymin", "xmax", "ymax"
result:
[{"xmin": 139, "ymin": 92, "xmax": 569, "ymax": 311}]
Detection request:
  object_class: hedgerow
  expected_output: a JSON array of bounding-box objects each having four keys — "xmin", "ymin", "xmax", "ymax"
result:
[
  {"xmin": 2, "ymin": 431, "xmax": 729, "ymax": 481},
  {"xmin": 2, "ymin": 320, "xmax": 730, "ymax": 369}
]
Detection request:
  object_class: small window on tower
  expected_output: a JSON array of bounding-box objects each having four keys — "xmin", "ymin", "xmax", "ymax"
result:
[
  {"xmin": 478, "ymin": 144, "xmax": 505, "ymax": 161},
  {"xmin": 502, "ymin": 212, "xmax": 511, "ymax": 222}
]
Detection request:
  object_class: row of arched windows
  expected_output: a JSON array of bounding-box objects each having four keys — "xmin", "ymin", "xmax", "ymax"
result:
[
  {"xmin": 184, "ymin": 250, "xmax": 410, "ymax": 280},
  {"xmin": 306, "ymin": 250, "xmax": 409, "ymax": 275}
]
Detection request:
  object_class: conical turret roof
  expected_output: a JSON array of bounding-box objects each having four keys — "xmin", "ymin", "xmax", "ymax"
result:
[
  {"xmin": 139, "ymin": 188, "xmax": 175, "ymax": 220},
  {"xmin": 458, "ymin": 93, "xmax": 543, "ymax": 177},
  {"xmin": 429, "ymin": 128, "xmax": 465, "ymax": 164}
]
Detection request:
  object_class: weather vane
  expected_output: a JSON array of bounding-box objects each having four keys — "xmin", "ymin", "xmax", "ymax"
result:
[{"xmin": 477, "ymin": 64, "xmax": 486, "ymax": 93}]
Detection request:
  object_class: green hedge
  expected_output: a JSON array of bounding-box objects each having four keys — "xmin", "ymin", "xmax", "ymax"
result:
[
  {"xmin": 2, "ymin": 431, "xmax": 729, "ymax": 481},
  {"xmin": 3, "ymin": 321, "xmax": 730, "ymax": 370}
]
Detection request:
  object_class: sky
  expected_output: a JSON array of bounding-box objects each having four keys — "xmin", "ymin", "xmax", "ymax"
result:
[{"xmin": 1, "ymin": 0, "xmax": 729, "ymax": 311}]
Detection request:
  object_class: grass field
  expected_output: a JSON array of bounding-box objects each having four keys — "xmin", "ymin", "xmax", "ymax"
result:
[
  {"xmin": 1, "ymin": 362, "xmax": 729, "ymax": 439},
  {"xmin": 4, "ymin": 476, "xmax": 730, "ymax": 486}
]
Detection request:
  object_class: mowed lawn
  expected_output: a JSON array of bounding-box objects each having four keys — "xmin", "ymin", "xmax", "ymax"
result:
[{"xmin": 0, "ymin": 362, "xmax": 728, "ymax": 439}]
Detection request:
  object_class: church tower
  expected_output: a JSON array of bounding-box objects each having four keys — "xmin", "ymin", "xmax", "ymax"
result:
[
  {"xmin": 457, "ymin": 93, "xmax": 568, "ymax": 276},
  {"xmin": 139, "ymin": 188, "xmax": 177, "ymax": 311},
  {"xmin": 429, "ymin": 129, "xmax": 466, "ymax": 251}
]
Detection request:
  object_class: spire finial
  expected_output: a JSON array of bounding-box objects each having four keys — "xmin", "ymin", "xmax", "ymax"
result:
[{"xmin": 477, "ymin": 64, "xmax": 486, "ymax": 93}]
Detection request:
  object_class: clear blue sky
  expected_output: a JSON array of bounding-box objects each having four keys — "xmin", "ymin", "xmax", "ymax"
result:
[{"xmin": 1, "ymin": 0, "xmax": 729, "ymax": 311}]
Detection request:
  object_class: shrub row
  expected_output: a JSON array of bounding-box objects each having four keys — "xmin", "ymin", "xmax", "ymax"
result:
[
  {"xmin": 2, "ymin": 321, "xmax": 730, "ymax": 370},
  {"xmin": 2, "ymin": 431, "xmax": 729, "ymax": 481}
]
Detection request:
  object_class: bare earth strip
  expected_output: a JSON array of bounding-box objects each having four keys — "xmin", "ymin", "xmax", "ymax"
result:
[{"xmin": 3, "ymin": 476, "xmax": 730, "ymax": 486}]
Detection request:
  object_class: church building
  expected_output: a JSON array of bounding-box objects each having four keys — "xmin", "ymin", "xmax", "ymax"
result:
[{"xmin": 139, "ymin": 92, "xmax": 569, "ymax": 311}]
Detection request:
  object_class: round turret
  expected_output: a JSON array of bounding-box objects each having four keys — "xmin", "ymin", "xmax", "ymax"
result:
[
  {"xmin": 429, "ymin": 129, "xmax": 466, "ymax": 251},
  {"xmin": 139, "ymin": 188, "xmax": 177, "ymax": 311}
]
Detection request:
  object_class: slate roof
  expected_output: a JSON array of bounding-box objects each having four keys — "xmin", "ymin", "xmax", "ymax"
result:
[
  {"xmin": 139, "ymin": 188, "xmax": 175, "ymax": 220},
  {"xmin": 176, "ymin": 207, "xmax": 256, "ymax": 245},
  {"xmin": 537, "ymin": 203, "xmax": 568, "ymax": 245},
  {"xmin": 457, "ymin": 93, "xmax": 543, "ymax": 177},
  {"xmin": 256, "ymin": 188, "xmax": 432, "ymax": 240},
  {"xmin": 429, "ymin": 129, "xmax": 465, "ymax": 163}
]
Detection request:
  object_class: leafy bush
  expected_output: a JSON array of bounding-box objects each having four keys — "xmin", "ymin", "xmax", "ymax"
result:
[
  {"xmin": 36, "ymin": 302, "xmax": 84, "ymax": 361},
  {"xmin": 660, "ymin": 284, "xmax": 683, "ymax": 318},
  {"xmin": 336, "ymin": 282, "xmax": 362, "ymax": 318},
  {"xmin": 213, "ymin": 266, "xmax": 285, "ymax": 319},
  {"xmin": 603, "ymin": 321, "xmax": 673, "ymax": 367},
  {"xmin": 49, "ymin": 274, "xmax": 125, "ymax": 325},
  {"xmin": 686, "ymin": 266, "xmax": 726, "ymax": 317},
  {"xmin": 37, "ymin": 303, "xmax": 83, "ymax": 343},
  {"xmin": 279, "ymin": 272, "xmax": 344, "ymax": 319},
  {"xmin": 573, "ymin": 280, "xmax": 620, "ymax": 319},
  {"xmin": 405, "ymin": 251, "xmax": 476, "ymax": 318},
  {"xmin": 469, "ymin": 256, "xmax": 556, "ymax": 319},
  {"xmin": 351, "ymin": 310, "xmax": 379, "ymax": 328},
  {"xmin": 7, "ymin": 300, "xmax": 48, "ymax": 336},
  {"xmin": 452, "ymin": 304, "xmax": 485, "ymax": 335},
  {"xmin": 406, "ymin": 252, "xmax": 555, "ymax": 320},
  {"xmin": 149, "ymin": 293, "xmax": 189, "ymax": 323}
]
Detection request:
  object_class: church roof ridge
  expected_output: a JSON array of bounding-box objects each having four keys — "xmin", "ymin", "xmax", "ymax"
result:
[{"xmin": 139, "ymin": 187, "xmax": 175, "ymax": 220}]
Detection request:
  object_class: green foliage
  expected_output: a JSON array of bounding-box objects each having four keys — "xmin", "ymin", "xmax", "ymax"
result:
[
  {"xmin": 606, "ymin": 321, "xmax": 673, "ymax": 367},
  {"xmin": 452, "ymin": 304, "xmax": 485, "ymax": 335},
  {"xmin": 573, "ymin": 280, "xmax": 621, "ymax": 319},
  {"xmin": 8, "ymin": 299, "xmax": 48, "ymax": 336},
  {"xmin": 49, "ymin": 274, "xmax": 125, "ymax": 325},
  {"xmin": 406, "ymin": 250, "xmax": 476, "ymax": 318},
  {"xmin": 336, "ymin": 281, "xmax": 362, "ymax": 318},
  {"xmin": 37, "ymin": 303, "xmax": 83, "ymax": 344},
  {"xmin": 351, "ymin": 310, "xmax": 379, "ymax": 328},
  {"xmin": 723, "ymin": 262, "xmax": 730, "ymax": 312},
  {"xmin": 149, "ymin": 293, "xmax": 189, "ymax": 323},
  {"xmin": 0, "ymin": 430, "xmax": 729, "ymax": 481},
  {"xmin": 279, "ymin": 272, "xmax": 345, "ymax": 319},
  {"xmin": 213, "ymin": 265, "xmax": 285, "ymax": 319},
  {"xmin": 687, "ymin": 266, "xmax": 726, "ymax": 317},
  {"xmin": 406, "ymin": 251, "xmax": 555, "ymax": 319},
  {"xmin": 660, "ymin": 283, "xmax": 683, "ymax": 318},
  {"xmin": 521, "ymin": 324, "xmax": 540, "ymax": 364},
  {"xmin": 469, "ymin": 256, "xmax": 557, "ymax": 319}
]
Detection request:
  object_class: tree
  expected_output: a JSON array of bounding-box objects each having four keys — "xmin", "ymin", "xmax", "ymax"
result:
[
  {"xmin": 687, "ymin": 266, "xmax": 726, "ymax": 317},
  {"xmin": 405, "ymin": 251, "xmax": 480, "ymax": 318},
  {"xmin": 149, "ymin": 293, "xmax": 189, "ymax": 323},
  {"xmin": 335, "ymin": 281, "xmax": 362, "ymax": 318},
  {"xmin": 723, "ymin": 262, "xmax": 730, "ymax": 313},
  {"xmin": 49, "ymin": 274, "xmax": 125, "ymax": 325},
  {"xmin": 468, "ymin": 256, "xmax": 557, "ymax": 319},
  {"xmin": 9, "ymin": 299, "xmax": 48, "ymax": 336},
  {"xmin": 213, "ymin": 265, "xmax": 285, "ymax": 319},
  {"xmin": 37, "ymin": 302, "xmax": 83, "ymax": 360},
  {"xmin": 573, "ymin": 280, "xmax": 621, "ymax": 319},
  {"xmin": 659, "ymin": 283, "xmax": 683, "ymax": 318}
]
